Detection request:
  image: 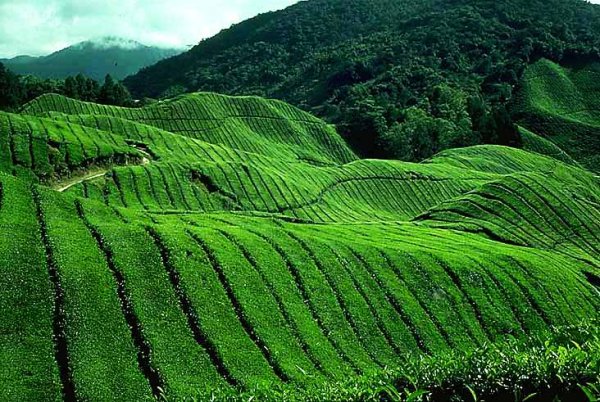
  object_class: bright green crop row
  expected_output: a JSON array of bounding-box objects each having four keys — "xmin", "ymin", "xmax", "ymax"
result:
[
  {"xmin": 4, "ymin": 166, "xmax": 597, "ymax": 400},
  {"xmin": 0, "ymin": 111, "xmax": 142, "ymax": 182},
  {"xmin": 0, "ymin": 175, "xmax": 60, "ymax": 401},
  {"xmin": 37, "ymin": 188, "xmax": 152, "ymax": 401}
]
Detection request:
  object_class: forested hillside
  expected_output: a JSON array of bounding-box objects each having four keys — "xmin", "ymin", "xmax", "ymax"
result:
[
  {"xmin": 0, "ymin": 64, "xmax": 136, "ymax": 113},
  {"xmin": 124, "ymin": 0, "xmax": 600, "ymax": 161},
  {"xmin": 0, "ymin": 92, "xmax": 598, "ymax": 400}
]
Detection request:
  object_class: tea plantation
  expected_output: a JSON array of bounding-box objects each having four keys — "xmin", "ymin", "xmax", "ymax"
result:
[
  {"xmin": 0, "ymin": 93, "xmax": 598, "ymax": 401},
  {"xmin": 514, "ymin": 59, "xmax": 600, "ymax": 172}
]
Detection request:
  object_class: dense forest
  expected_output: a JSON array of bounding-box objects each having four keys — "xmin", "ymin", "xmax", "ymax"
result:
[
  {"xmin": 125, "ymin": 0, "xmax": 600, "ymax": 160},
  {"xmin": 0, "ymin": 63, "xmax": 133, "ymax": 111}
]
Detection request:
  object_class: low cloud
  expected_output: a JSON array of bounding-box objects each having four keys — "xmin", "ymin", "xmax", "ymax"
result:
[{"xmin": 0, "ymin": 0, "xmax": 298, "ymax": 58}]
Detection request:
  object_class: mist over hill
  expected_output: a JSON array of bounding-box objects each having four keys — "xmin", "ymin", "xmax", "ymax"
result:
[{"xmin": 1, "ymin": 37, "xmax": 182, "ymax": 81}]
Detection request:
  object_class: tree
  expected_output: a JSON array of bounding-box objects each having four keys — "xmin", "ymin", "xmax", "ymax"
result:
[
  {"xmin": 491, "ymin": 105, "xmax": 522, "ymax": 147},
  {"xmin": 160, "ymin": 85, "xmax": 187, "ymax": 100},
  {"xmin": 63, "ymin": 76, "xmax": 79, "ymax": 99},
  {"xmin": 382, "ymin": 107, "xmax": 444, "ymax": 161},
  {"xmin": 99, "ymin": 74, "xmax": 132, "ymax": 106},
  {"xmin": 84, "ymin": 78, "xmax": 100, "ymax": 102},
  {"xmin": 21, "ymin": 75, "xmax": 60, "ymax": 103},
  {"xmin": 341, "ymin": 97, "xmax": 388, "ymax": 157},
  {"xmin": 72, "ymin": 74, "xmax": 100, "ymax": 102},
  {"xmin": 0, "ymin": 63, "xmax": 23, "ymax": 111},
  {"xmin": 467, "ymin": 95, "xmax": 487, "ymax": 133},
  {"xmin": 75, "ymin": 74, "xmax": 88, "ymax": 98},
  {"xmin": 99, "ymin": 74, "xmax": 115, "ymax": 102},
  {"xmin": 478, "ymin": 105, "xmax": 521, "ymax": 147}
]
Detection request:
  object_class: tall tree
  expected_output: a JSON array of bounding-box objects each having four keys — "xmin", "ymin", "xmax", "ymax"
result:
[
  {"xmin": 0, "ymin": 63, "xmax": 23, "ymax": 111},
  {"xmin": 99, "ymin": 74, "xmax": 132, "ymax": 106},
  {"xmin": 64, "ymin": 76, "xmax": 79, "ymax": 99}
]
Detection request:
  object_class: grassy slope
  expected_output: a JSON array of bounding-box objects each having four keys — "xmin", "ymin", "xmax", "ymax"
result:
[
  {"xmin": 0, "ymin": 94, "xmax": 598, "ymax": 400},
  {"xmin": 513, "ymin": 59, "xmax": 600, "ymax": 171}
]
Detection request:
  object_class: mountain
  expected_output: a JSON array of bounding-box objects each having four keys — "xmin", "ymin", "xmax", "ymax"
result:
[
  {"xmin": 0, "ymin": 92, "xmax": 598, "ymax": 400},
  {"xmin": 124, "ymin": 0, "xmax": 600, "ymax": 162},
  {"xmin": 1, "ymin": 37, "xmax": 182, "ymax": 81}
]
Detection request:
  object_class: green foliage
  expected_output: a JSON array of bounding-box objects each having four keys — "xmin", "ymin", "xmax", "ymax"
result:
[
  {"xmin": 21, "ymin": 93, "xmax": 357, "ymax": 165},
  {"xmin": 0, "ymin": 64, "xmax": 136, "ymax": 111},
  {"xmin": 0, "ymin": 63, "xmax": 23, "ymax": 111},
  {"xmin": 0, "ymin": 177, "xmax": 60, "ymax": 401},
  {"xmin": 381, "ymin": 103, "xmax": 474, "ymax": 162},
  {"xmin": 0, "ymin": 109, "xmax": 143, "ymax": 182},
  {"xmin": 519, "ymin": 126, "xmax": 578, "ymax": 166},
  {"xmin": 197, "ymin": 321, "xmax": 600, "ymax": 401},
  {"xmin": 99, "ymin": 74, "xmax": 132, "ymax": 106},
  {"xmin": 19, "ymin": 75, "xmax": 62, "ymax": 103},
  {"xmin": 63, "ymin": 74, "xmax": 100, "ymax": 102}
]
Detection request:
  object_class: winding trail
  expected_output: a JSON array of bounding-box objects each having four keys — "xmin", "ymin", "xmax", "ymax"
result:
[
  {"xmin": 55, "ymin": 171, "xmax": 108, "ymax": 193},
  {"xmin": 55, "ymin": 156, "xmax": 150, "ymax": 193}
]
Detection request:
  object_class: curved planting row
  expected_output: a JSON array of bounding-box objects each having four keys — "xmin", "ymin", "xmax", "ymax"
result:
[
  {"xmin": 513, "ymin": 59, "xmax": 600, "ymax": 171},
  {"xmin": 4, "ymin": 178, "xmax": 597, "ymax": 400},
  {"xmin": 0, "ymin": 111, "xmax": 144, "ymax": 183},
  {"xmin": 416, "ymin": 170, "xmax": 600, "ymax": 263}
]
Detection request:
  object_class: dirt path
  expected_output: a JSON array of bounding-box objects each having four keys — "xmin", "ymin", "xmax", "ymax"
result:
[
  {"xmin": 55, "ymin": 171, "xmax": 108, "ymax": 193},
  {"xmin": 53, "ymin": 147, "xmax": 151, "ymax": 193}
]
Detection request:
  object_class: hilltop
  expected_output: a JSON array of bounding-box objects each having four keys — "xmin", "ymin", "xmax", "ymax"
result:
[
  {"xmin": 0, "ymin": 93, "xmax": 598, "ymax": 400},
  {"xmin": 124, "ymin": 0, "xmax": 600, "ymax": 162},
  {"xmin": 513, "ymin": 59, "xmax": 600, "ymax": 171},
  {"xmin": 1, "ymin": 37, "xmax": 181, "ymax": 81}
]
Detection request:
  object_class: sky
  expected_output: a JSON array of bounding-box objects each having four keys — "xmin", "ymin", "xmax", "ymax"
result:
[
  {"xmin": 2, "ymin": 0, "xmax": 600, "ymax": 58},
  {"xmin": 0, "ymin": 0, "xmax": 299, "ymax": 58}
]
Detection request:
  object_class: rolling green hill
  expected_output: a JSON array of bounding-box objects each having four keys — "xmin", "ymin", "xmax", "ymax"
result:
[
  {"xmin": 0, "ymin": 93, "xmax": 599, "ymax": 401},
  {"xmin": 513, "ymin": 59, "xmax": 600, "ymax": 171},
  {"xmin": 21, "ymin": 92, "xmax": 357, "ymax": 165}
]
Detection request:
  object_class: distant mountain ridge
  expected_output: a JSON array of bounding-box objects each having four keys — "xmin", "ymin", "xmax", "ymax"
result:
[{"xmin": 1, "ymin": 37, "xmax": 182, "ymax": 81}]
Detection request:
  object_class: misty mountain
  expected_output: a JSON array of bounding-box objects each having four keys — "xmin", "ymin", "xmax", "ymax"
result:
[{"xmin": 1, "ymin": 36, "xmax": 182, "ymax": 81}]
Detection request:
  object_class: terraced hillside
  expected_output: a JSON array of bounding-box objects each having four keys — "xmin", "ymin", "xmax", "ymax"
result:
[
  {"xmin": 22, "ymin": 93, "xmax": 356, "ymax": 165},
  {"xmin": 513, "ymin": 59, "xmax": 600, "ymax": 172},
  {"xmin": 1, "ymin": 94, "xmax": 599, "ymax": 401}
]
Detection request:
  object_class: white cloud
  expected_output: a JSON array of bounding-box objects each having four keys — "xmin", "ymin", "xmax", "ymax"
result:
[
  {"xmin": 2, "ymin": 0, "xmax": 599, "ymax": 58},
  {"xmin": 0, "ymin": 0, "xmax": 299, "ymax": 58}
]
